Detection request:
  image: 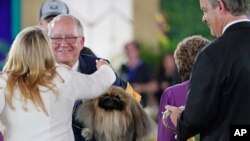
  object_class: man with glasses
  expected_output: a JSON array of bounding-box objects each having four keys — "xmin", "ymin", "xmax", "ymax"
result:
[
  {"xmin": 48, "ymin": 14, "xmax": 141, "ymax": 141},
  {"xmin": 39, "ymin": 0, "xmax": 95, "ymax": 56}
]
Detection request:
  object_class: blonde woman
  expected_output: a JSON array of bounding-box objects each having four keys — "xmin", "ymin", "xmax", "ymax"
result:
[{"xmin": 0, "ymin": 26, "xmax": 115, "ymax": 141}]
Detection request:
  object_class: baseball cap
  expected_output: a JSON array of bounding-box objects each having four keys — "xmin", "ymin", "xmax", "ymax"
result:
[{"xmin": 39, "ymin": 0, "xmax": 69, "ymax": 19}]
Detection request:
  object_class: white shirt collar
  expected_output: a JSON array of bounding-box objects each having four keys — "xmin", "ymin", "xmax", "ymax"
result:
[
  {"xmin": 71, "ymin": 60, "xmax": 80, "ymax": 72},
  {"xmin": 222, "ymin": 19, "xmax": 250, "ymax": 34}
]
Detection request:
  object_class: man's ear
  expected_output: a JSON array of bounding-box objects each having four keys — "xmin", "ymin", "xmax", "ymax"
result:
[
  {"xmin": 217, "ymin": 0, "xmax": 227, "ymax": 14},
  {"xmin": 80, "ymin": 37, "xmax": 85, "ymax": 49}
]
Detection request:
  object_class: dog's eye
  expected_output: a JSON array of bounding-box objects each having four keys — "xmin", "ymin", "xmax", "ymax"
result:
[{"xmin": 114, "ymin": 95, "xmax": 120, "ymax": 101}]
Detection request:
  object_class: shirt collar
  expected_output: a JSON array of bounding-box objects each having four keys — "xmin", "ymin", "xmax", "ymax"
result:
[
  {"xmin": 71, "ymin": 60, "xmax": 80, "ymax": 72},
  {"xmin": 222, "ymin": 19, "xmax": 250, "ymax": 34}
]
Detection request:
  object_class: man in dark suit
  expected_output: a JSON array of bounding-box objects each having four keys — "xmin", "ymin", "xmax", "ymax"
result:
[
  {"xmin": 48, "ymin": 14, "xmax": 141, "ymax": 141},
  {"xmin": 166, "ymin": 0, "xmax": 250, "ymax": 141}
]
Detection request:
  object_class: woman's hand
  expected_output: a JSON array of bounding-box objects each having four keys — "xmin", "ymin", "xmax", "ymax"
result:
[{"xmin": 96, "ymin": 59, "xmax": 110, "ymax": 69}]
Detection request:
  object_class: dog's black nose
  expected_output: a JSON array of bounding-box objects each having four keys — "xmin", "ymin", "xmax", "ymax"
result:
[{"xmin": 98, "ymin": 95, "xmax": 124, "ymax": 111}]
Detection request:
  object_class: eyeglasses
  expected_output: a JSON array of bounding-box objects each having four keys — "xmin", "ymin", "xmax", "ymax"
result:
[{"xmin": 50, "ymin": 36, "xmax": 81, "ymax": 44}]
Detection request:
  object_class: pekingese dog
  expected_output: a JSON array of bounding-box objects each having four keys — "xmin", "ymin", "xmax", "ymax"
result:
[{"xmin": 75, "ymin": 86, "xmax": 153, "ymax": 141}]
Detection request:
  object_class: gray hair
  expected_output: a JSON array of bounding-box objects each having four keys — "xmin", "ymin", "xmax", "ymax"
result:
[
  {"xmin": 48, "ymin": 14, "xmax": 84, "ymax": 36},
  {"xmin": 209, "ymin": 0, "xmax": 249, "ymax": 16}
]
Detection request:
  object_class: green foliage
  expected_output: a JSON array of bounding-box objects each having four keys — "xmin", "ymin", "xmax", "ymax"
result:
[
  {"xmin": 139, "ymin": 43, "xmax": 162, "ymax": 68},
  {"xmin": 160, "ymin": 0, "xmax": 213, "ymax": 50},
  {"xmin": 0, "ymin": 40, "xmax": 9, "ymax": 69},
  {"xmin": 138, "ymin": 0, "xmax": 213, "ymax": 68},
  {"xmin": 138, "ymin": 41, "xmax": 172, "ymax": 69}
]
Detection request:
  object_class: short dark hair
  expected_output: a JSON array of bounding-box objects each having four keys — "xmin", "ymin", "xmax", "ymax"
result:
[
  {"xmin": 44, "ymin": 15, "xmax": 57, "ymax": 23},
  {"xmin": 124, "ymin": 41, "xmax": 140, "ymax": 51}
]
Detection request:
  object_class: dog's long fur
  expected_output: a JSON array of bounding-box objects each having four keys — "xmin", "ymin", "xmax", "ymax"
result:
[{"xmin": 75, "ymin": 86, "xmax": 152, "ymax": 141}]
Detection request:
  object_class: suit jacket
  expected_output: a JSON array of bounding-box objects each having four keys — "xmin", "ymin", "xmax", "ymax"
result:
[
  {"xmin": 73, "ymin": 54, "xmax": 127, "ymax": 141},
  {"xmin": 177, "ymin": 21, "xmax": 250, "ymax": 141},
  {"xmin": 80, "ymin": 47, "xmax": 96, "ymax": 56},
  {"xmin": 158, "ymin": 81, "xmax": 189, "ymax": 141}
]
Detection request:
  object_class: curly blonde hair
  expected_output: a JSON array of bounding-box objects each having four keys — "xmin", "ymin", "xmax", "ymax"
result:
[{"xmin": 174, "ymin": 35, "xmax": 209, "ymax": 81}]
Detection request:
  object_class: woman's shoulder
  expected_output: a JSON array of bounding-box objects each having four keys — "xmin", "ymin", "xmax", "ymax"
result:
[
  {"xmin": 160, "ymin": 81, "xmax": 189, "ymax": 106},
  {"xmin": 162, "ymin": 81, "xmax": 189, "ymax": 97},
  {"xmin": 55, "ymin": 65, "xmax": 73, "ymax": 82}
]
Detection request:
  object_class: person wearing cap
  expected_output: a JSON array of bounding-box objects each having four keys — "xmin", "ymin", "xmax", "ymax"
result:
[
  {"xmin": 39, "ymin": 0, "xmax": 68, "ymax": 32},
  {"xmin": 38, "ymin": 0, "xmax": 95, "ymax": 56},
  {"xmin": 47, "ymin": 14, "xmax": 141, "ymax": 141}
]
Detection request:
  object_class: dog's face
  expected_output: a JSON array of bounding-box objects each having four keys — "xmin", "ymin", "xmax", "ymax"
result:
[
  {"xmin": 98, "ymin": 89, "xmax": 125, "ymax": 111},
  {"xmin": 76, "ymin": 86, "xmax": 151, "ymax": 141}
]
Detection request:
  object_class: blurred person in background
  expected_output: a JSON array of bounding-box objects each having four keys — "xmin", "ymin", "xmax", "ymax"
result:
[
  {"xmin": 156, "ymin": 53, "xmax": 181, "ymax": 104},
  {"xmin": 166, "ymin": 0, "xmax": 250, "ymax": 140},
  {"xmin": 119, "ymin": 41, "xmax": 159, "ymax": 121},
  {"xmin": 38, "ymin": 0, "xmax": 68, "ymax": 32},
  {"xmin": 158, "ymin": 35, "xmax": 209, "ymax": 141},
  {"xmin": 48, "ymin": 14, "xmax": 141, "ymax": 141},
  {"xmin": 38, "ymin": 0, "xmax": 95, "ymax": 56}
]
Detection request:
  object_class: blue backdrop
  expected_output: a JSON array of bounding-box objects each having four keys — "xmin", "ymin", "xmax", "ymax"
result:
[{"xmin": 0, "ymin": 0, "xmax": 20, "ymax": 69}]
